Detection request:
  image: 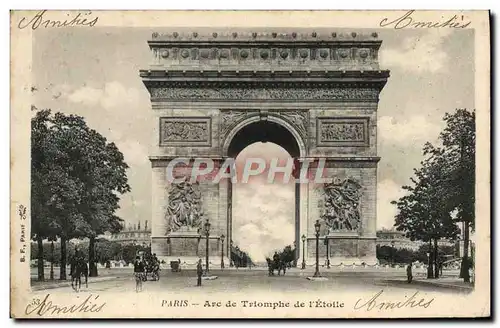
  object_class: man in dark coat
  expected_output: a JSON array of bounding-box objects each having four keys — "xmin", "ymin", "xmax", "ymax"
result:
[
  {"xmin": 407, "ymin": 260, "xmax": 413, "ymax": 283},
  {"xmin": 196, "ymin": 259, "xmax": 203, "ymax": 286}
]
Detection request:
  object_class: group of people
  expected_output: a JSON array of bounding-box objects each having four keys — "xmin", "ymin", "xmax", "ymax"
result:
[{"xmin": 133, "ymin": 253, "xmax": 160, "ymax": 292}]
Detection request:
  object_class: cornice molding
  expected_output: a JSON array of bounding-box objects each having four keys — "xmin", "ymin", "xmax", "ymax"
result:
[
  {"xmin": 140, "ymin": 69, "xmax": 390, "ymax": 81},
  {"xmin": 149, "ymin": 31, "xmax": 381, "ymax": 44}
]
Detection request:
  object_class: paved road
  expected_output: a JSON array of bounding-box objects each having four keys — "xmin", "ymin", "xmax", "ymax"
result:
[{"xmin": 31, "ymin": 268, "xmax": 469, "ymax": 295}]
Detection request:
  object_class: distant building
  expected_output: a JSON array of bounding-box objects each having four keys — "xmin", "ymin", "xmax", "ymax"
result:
[
  {"xmin": 376, "ymin": 228, "xmax": 455, "ymax": 251},
  {"xmin": 103, "ymin": 220, "xmax": 151, "ymax": 246},
  {"xmin": 376, "ymin": 229, "xmax": 423, "ymax": 250}
]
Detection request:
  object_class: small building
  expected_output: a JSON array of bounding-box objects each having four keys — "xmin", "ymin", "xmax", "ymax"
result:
[{"xmin": 103, "ymin": 220, "xmax": 152, "ymax": 246}]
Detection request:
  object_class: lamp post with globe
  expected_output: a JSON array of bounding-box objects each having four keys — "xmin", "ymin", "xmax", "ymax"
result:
[
  {"xmin": 220, "ymin": 234, "xmax": 225, "ymax": 270},
  {"xmin": 204, "ymin": 220, "xmax": 211, "ymax": 276},
  {"xmin": 301, "ymin": 234, "xmax": 306, "ymax": 270},
  {"xmin": 313, "ymin": 220, "xmax": 321, "ymax": 277}
]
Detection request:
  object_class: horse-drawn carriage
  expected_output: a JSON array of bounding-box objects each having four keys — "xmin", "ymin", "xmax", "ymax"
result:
[
  {"xmin": 138, "ymin": 250, "xmax": 160, "ymax": 281},
  {"xmin": 266, "ymin": 256, "xmax": 287, "ymax": 276},
  {"xmin": 143, "ymin": 259, "xmax": 160, "ymax": 281}
]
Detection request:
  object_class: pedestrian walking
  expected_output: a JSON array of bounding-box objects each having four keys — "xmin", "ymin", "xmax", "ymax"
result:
[
  {"xmin": 407, "ymin": 260, "xmax": 413, "ymax": 284},
  {"xmin": 134, "ymin": 256, "xmax": 145, "ymax": 292},
  {"xmin": 196, "ymin": 259, "xmax": 203, "ymax": 286}
]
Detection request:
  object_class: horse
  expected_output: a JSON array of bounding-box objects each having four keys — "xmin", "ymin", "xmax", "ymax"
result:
[
  {"xmin": 278, "ymin": 253, "xmax": 288, "ymax": 275},
  {"xmin": 70, "ymin": 258, "xmax": 88, "ymax": 292},
  {"xmin": 266, "ymin": 258, "xmax": 274, "ymax": 276},
  {"xmin": 266, "ymin": 258, "xmax": 286, "ymax": 276}
]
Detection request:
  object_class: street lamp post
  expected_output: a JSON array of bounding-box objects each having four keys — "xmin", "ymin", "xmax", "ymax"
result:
[
  {"xmin": 324, "ymin": 235, "xmax": 330, "ymax": 269},
  {"xmin": 204, "ymin": 220, "xmax": 211, "ymax": 276},
  {"xmin": 313, "ymin": 220, "xmax": 321, "ymax": 277},
  {"xmin": 301, "ymin": 234, "xmax": 306, "ymax": 270},
  {"xmin": 229, "ymin": 240, "xmax": 234, "ymax": 267},
  {"xmin": 196, "ymin": 228, "xmax": 202, "ymax": 257},
  {"xmin": 220, "ymin": 234, "xmax": 225, "ymax": 270}
]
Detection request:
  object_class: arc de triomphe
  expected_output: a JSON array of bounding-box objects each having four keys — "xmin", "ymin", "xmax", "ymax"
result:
[{"xmin": 140, "ymin": 30, "xmax": 389, "ymax": 266}]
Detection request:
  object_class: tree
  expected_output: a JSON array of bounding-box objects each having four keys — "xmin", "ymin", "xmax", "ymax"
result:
[
  {"xmin": 95, "ymin": 239, "xmax": 123, "ymax": 264},
  {"xmin": 122, "ymin": 243, "xmax": 149, "ymax": 264},
  {"xmin": 424, "ymin": 109, "xmax": 475, "ymax": 282},
  {"xmin": 276, "ymin": 245, "xmax": 296, "ymax": 267},
  {"xmin": 31, "ymin": 109, "xmax": 53, "ymax": 280},
  {"xmin": 31, "ymin": 109, "xmax": 130, "ymax": 279},
  {"xmin": 31, "ymin": 110, "xmax": 85, "ymax": 280},
  {"xmin": 392, "ymin": 109, "xmax": 474, "ymax": 280},
  {"xmin": 392, "ymin": 143, "xmax": 460, "ymax": 278},
  {"xmin": 65, "ymin": 122, "xmax": 130, "ymax": 276}
]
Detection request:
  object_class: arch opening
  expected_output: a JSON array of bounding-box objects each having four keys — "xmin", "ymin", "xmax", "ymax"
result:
[
  {"xmin": 225, "ymin": 119, "xmax": 301, "ymax": 267},
  {"xmin": 226, "ymin": 120, "xmax": 301, "ymax": 158}
]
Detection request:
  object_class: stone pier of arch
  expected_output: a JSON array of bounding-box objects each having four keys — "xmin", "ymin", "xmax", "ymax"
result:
[{"xmin": 140, "ymin": 30, "xmax": 390, "ymax": 267}]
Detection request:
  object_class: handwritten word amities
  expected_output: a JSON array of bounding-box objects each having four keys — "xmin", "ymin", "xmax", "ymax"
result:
[
  {"xmin": 380, "ymin": 10, "xmax": 471, "ymax": 29},
  {"xmin": 354, "ymin": 290, "xmax": 434, "ymax": 311},
  {"xmin": 25, "ymin": 294, "xmax": 106, "ymax": 317},
  {"xmin": 18, "ymin": 10, "xmax": 98, "ymax": 30}
]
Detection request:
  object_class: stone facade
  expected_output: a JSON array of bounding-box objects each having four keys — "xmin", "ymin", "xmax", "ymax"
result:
[
  {"xmin": 141, "ymin": 30, "xmax": 389, "ymax": 265},
  {"xmin": 104, "ymin": 221, "xmax": 151, "ymax": 246}
]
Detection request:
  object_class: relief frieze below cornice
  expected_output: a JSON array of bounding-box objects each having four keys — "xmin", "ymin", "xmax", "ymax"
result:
[{"xmin": 149, "ymin": 86, "xmax": 380, "ymax": 101}]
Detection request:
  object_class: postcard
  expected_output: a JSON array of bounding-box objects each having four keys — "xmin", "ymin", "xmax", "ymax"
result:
[{"xmin": 10, "ymin": 10, "xmax": 490, "ymax": 318}]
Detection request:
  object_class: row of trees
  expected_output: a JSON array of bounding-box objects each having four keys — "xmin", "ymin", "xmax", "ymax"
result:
[
  {"xmin": 277, "ymin": 245, "xmax": 296, "ymax": 267},
  {"xmin": 376, "ymin": 244, "xmax": 456, "ymax": 266},
  {"xmin": 31, "ymin": 240, "xmax": 150, "ymax": 266},
  {"xmin": 31, "ymin": 109, "xmax": 130, "ymax": 280},
  {"xmin": 392, "ymin": 109, "xmax": 475, "ymax": 281},
  {"xmin": 230, "ymin": 244, "xmax": 254, "ymax": 268}
]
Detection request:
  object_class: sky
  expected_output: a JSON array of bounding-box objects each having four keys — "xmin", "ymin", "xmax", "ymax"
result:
[{"xmin": 32, "ymin": 28, "xmax": 474, "ymax": 262}]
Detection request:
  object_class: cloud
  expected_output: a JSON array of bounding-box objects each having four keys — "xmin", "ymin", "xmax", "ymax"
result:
[
  {"xmin": 232, "ymin": 183, "xmax": 295, "ymax": 263},
  {"xmin": 377, "ymin": 179, "xmax": 407, "ymax": 230},
  {"xmin": 66, "ymin": 81, "xmax": 147, "ymax": 109},
  {"xmin": 378, "ymin": 115, "xmax": 443, "ymax": 146},
  {"xmin": 108, "ymin": 130, "xmax": 149, "ymax": 166},
  {"xmin": 232, "ymin": 143, "xmax": 295, "ymax": 263},
  {"xmin": 380, "ymin": 29, "xmax": 454, "ymax": 73}
]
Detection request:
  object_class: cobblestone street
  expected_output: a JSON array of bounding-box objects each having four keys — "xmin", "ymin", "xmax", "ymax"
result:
[{"xmin": 31, "ymin": 267, "xmax": 471, "ymax": 295}]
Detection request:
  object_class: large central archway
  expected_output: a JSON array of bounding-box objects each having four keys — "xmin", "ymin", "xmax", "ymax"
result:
[{"xmin": 225, "ymin": 118, "xmax": 304, "ymax": 265}]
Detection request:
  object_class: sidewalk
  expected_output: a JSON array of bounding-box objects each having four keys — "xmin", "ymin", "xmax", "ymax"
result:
[
  {"xmin": 383, "ymin": 277, "xmax": 474, "ymax": 291},
  {"xmin": 31, "ymin": 276, "xmax": 119, "ymax": 291}
]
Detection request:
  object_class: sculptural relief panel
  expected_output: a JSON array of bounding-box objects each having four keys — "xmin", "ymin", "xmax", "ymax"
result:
[
  {"xmin": 165, "ymin": 181, "xmax": 204, "ymax": 234},
  {"xmin": 320, "ymin": 177, "xmax": 363, "ymax": 233},
  {"xmin": 159, "ymin": 117, "xmax": 212, "ymax": 146},
  {"xmin": 317, "ymin": 117, "xmax": 369, "ymax": 147}
]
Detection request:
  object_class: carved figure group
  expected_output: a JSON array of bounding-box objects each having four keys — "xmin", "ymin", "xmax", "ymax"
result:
[
  {"xmin": 320, "ymin": 123, "xmax": 364, "ymax": 142},
  {"xmin": 162, "ymin": 121, "xmax": 207, "ymax": 141},
  {"xmin": 166, "ymin": 181, "xmax": 203, "ymax": 233},
  {"xmin": 321, "ymin": 177, "xmax": 362, "ymax": 231}
]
